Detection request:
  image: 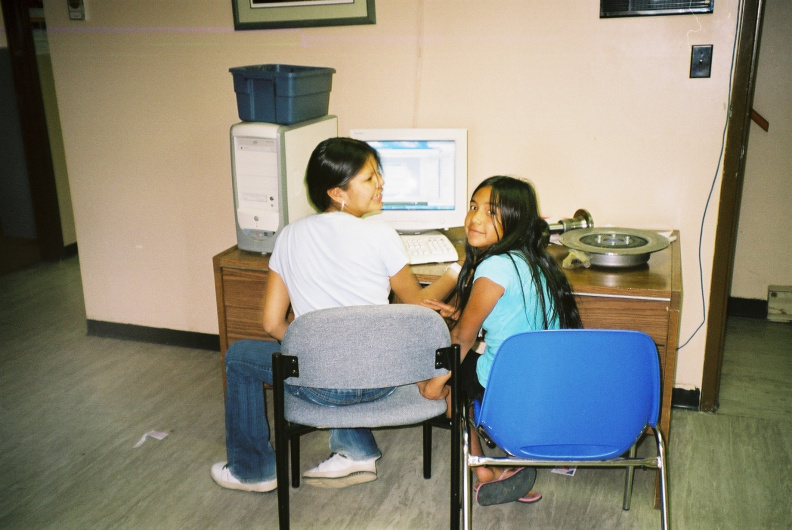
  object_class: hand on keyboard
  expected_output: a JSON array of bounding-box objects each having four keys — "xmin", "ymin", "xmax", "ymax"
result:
[{"xmin": 400, "ymin": 232, "xmax": 459, "ymax": 265}]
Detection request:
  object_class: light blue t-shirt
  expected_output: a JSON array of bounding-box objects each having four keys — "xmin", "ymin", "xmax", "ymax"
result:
[{"xmin": 474, "ymin": 252, "xmax": 559, "ymax": 387}]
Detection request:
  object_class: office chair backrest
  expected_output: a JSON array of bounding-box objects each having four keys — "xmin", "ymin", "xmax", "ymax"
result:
[
  {"xmin": 476, "ymin": 329, "xmax": 661, "ymax": 460},
  {"xmin": 281, "ymin": 304, "xmax": 451, "ymax": 389}
]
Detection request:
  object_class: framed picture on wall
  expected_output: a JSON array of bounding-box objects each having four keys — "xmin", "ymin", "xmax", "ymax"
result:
[{"xmin": 233, "ymin": 0, "xmax": 376, "ymax": 30}]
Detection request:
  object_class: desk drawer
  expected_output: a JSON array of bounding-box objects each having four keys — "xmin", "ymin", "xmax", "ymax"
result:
[
  {"xmin": 222, "ymin": 268, "xmax": 269, "ymax": 309},
  {"xmin": 222, "ymin": 268, "xmax": 270, "ymax": 346},
  {"xmin": 225, "ymin": 306, "xmax": 271, "ymax": 343},
  {"xmin": 220, "ymin": 267, "xmax": 294, "ymax": 347},
  {"xmin": 575, "ymin": 295, "xmax": 670, "ymax": 349}
]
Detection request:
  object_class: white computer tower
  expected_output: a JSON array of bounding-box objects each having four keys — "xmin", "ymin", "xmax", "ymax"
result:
[{"xmin": 230, "ymin": 115, "xmax": 338, "ymax": 253}]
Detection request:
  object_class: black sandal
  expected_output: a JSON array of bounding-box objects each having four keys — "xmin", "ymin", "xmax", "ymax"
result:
[{"xmin": 474, "ymin": 467, "xmax": 537, "ymax": 506}]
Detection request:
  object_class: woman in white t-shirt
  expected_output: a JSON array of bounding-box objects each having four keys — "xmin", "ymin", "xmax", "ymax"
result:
[{"xmin": 211, "ymin": 137, "xmax": 459, "ymax": 493}]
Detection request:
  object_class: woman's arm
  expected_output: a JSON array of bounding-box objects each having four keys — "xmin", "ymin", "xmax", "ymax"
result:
[
  {"xmin": 262, "ymin": 270, "xmax": 292, "ymax": 342},
  {"xmin": 389, "ymin": 264, "xmax": 458, "ymax": 305}
]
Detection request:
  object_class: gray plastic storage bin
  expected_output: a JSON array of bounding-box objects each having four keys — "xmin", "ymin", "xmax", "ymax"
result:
[{"xmin": 229, "ymin": 64, "xmax": 335, "ymax": 124}]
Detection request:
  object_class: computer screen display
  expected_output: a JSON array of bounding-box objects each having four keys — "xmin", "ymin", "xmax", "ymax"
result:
[{"xmin": 349, "ymin": 128, "xmax": 468, "ymax": 233}]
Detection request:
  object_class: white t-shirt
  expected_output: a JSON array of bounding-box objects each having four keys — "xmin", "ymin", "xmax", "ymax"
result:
[{"xmin": 268, "ymin": 212, "xmax": 409, "ymax": 318}]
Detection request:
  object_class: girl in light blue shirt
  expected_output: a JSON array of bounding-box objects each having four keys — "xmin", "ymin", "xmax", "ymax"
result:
[{"xmin": 422, "ymin": 176, "xmax": 582, "ymax": 507}]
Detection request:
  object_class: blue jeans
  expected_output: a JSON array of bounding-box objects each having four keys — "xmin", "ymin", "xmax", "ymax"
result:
[{"xmin": 224, "ymin": 339, "xmax": 395, "ymax": 483}]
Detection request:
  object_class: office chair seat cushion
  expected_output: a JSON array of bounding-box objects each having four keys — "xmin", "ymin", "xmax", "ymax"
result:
[{"xmin": 284, "ymin": 383, "xmax": 447, "ymax": 428}]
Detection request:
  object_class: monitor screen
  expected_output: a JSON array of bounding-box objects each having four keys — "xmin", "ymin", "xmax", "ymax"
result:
[{"xmin": 349, "ymin": 128, "xmax": 468, "ymax": 233}]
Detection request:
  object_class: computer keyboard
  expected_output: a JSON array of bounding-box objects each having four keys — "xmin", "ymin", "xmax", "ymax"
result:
[{"xmin": 400, "ymin": 231, "xmax": 460, "ymax": 265}]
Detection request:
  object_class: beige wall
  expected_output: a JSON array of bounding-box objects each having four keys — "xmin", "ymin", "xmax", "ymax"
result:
[
  {"xmin": 42, "ymin": 0, "xmax": 746, "ymax": 391},
  {"xmin": 732, "ymin": 0, "xmax": 792, "ymax": 300}
]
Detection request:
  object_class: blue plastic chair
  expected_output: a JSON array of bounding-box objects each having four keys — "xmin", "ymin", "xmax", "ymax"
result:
[{"xmin": 460, "ymin": 329, "xmax": 668, "ymax": 529}]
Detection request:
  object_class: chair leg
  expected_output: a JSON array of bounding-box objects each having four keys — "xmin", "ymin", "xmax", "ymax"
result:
[
  {"xmin": 272, "ymin": 354, "xmax": 290, "ymax": 530},
  {"xmin": 622, "ymin": 443, "xmax": 637, "ymax": 510},
  {"xmin": 290, "ymin": 435, "xmax": 300, "ymax": 488},
  {"xmin": 450, "ymin": 351, "xmax": 461, "ymax": 530},
  {"xmin": 460, "ymin": 416, "xmax": 471, "ymax": 530},
  {"xmin": 451, "ymin": 421, "xmax": 461, "ymax": 530},
  {"xmin": 655, "ymin": 428, "xmax": 669, "ymax": 530},
  {"xmin": 423, "ymin": 421, "xmax": 433, "ymax": 479}
]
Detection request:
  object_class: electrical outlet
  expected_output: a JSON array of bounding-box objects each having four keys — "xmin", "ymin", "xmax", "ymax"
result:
[
  {"xmin": 690, "ymin": 45, "xmax": 713, "ymax": 78},
  {"xmin": 68, "ymin": 0, "xmax": 85, "ymax": 21}
]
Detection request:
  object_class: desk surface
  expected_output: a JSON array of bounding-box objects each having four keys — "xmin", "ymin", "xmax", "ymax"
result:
[
  {"xmin": 412, "ymin": 228, "xmax": 681, "ymax": 302},
  {"xmin": 217, "ymin": 228, "xmax": 681, "ymax": 302}
]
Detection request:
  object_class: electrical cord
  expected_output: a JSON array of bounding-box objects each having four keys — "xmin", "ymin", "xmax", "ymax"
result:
[{"xmin": 678, "ymin": 1, "xmax": 743, "ymax": 350}]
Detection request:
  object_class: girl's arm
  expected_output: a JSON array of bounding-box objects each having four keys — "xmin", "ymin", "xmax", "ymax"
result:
[
  {"xmin": 418, "ymin": 276, "xmax": 504, "ymax": 400},
  {"xmin": 450, "ymin": 276, "xmax": 503, "ymax": 354},
  {"xmin": 389, "ymin": 263, "xmax": 458, "ymax": 305},
  {"xmin": 262, "ymin": 270, "xmax": 292, "ymax": 342}
]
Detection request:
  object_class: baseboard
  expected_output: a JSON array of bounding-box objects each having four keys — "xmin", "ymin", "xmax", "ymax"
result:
[
  {"xmin": 87, "ymin": 320, "xmax": 220, "ymax": 351},
  {"xmin": 671, "ymin": 387, "xmax": 700, "ymax": 410},
  {"xmin": 727, "ymin": 296, "xmax": 767, "ymax": 319}
]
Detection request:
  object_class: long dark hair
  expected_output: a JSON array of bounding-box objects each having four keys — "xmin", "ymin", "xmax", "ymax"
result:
[
  {"xmin": 455, "ymin": 176, "xmax": 582, "ymax": 330},
  {"xmin": 305, "ymin": 137, "xmax": 381, "ymax": 212}
]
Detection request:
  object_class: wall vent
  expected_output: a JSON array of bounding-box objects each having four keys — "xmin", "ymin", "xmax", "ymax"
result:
[{"xmin": 601, "ymin": 1, "xmax": 714, "ymax": 18}]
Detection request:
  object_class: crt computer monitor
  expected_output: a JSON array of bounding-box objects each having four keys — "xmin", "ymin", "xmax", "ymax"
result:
[{"xmin": 349, "ymin": 128, "xmax": 468, "ymax": 234}]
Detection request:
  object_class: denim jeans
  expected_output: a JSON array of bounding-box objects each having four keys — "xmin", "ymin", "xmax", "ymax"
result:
[{"xmin": 223, "ymin": 339, "xmax": 395, "ymax": 483}]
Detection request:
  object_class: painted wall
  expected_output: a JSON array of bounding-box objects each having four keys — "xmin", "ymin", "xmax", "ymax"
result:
[
  {"xmin": 731, "ymin": 0, "xmax": 792, "ymax": 301},
  {"xmin": 42, "ymin": 0, "xmax": 746, "ymax": 391}
]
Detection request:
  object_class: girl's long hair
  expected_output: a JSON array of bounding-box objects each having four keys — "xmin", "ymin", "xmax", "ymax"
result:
[{"xmin": 455, "ymin": 176, "xmax": 582, "ymax": 330}]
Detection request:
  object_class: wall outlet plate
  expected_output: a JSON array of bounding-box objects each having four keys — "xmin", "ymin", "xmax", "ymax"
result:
[
  {"xmin": 690, "ymin": 45, "xmax": 713, "ymax": 78},
  {"xmin": 68, "ymin": 0, "xmax": 86, "ymax": 21}
]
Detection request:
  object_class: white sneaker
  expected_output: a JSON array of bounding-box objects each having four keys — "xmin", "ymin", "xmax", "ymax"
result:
[
  {"xmin": 302, "ymin": 453, "xmax": 378, "ymax": 488},
  {"xmin": 211, "ymin": 462, "xmax": 277, "ymax": 493}
]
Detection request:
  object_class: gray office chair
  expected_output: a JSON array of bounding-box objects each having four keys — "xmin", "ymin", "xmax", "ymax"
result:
[{"xmin": 272, "ymin": 304, "xmax": 461, "ymax": 530}]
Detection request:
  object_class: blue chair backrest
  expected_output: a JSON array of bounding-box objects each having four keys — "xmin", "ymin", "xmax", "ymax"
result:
[{"xmin": 476, "ymin": 329, "xmax": 661, "ymax": 460}]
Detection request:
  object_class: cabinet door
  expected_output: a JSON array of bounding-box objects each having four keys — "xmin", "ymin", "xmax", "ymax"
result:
[
  {"xmin": 222, "ymin": 268, "xmax": 274, "ymax": 344},
  {"xmin": 575, "ymin": 295, "xmax": 670, "ymax": 361}
]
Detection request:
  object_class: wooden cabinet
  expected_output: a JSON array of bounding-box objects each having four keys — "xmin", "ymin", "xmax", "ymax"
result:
[{"xmin": 213, "ymin": 247, "xmax": 278, "ymax": 355}]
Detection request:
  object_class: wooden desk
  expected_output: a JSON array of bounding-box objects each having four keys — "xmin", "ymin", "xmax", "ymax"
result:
[{"xmin": 213, "ymin": 230, "xmax": 681, "ymax": 505}]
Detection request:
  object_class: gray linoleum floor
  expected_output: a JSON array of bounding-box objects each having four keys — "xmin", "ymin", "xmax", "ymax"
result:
[{"xmin": 1, "ymin": 255, "xmax": 790, "ymax": 529}]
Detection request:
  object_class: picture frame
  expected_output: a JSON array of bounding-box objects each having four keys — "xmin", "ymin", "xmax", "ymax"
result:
[{"xmin": 232, "ymin": 0, "xmax": 376, "ymax": 31}]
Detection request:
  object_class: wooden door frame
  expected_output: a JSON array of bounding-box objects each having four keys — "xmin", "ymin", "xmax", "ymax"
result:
[
  {"xmin": 700, "ymin": 0, "xmax": 766, "ymax": 412},
  {"xmin": 1, "ymin": 0, "xmax": 64, "ymax": 261}
]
